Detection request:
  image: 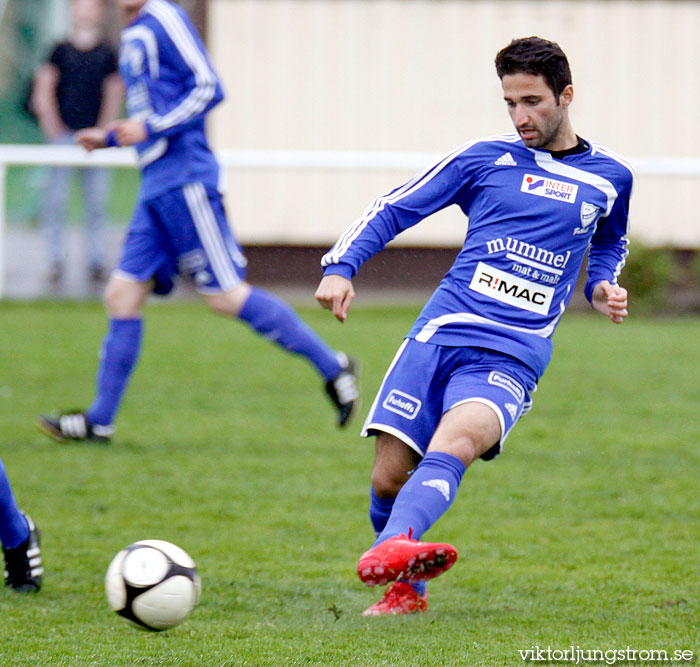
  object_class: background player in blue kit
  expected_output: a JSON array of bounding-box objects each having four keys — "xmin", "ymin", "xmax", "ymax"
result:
[
  {"xmin": 316, "ymin": 37, "xmax": 632, "ymax": 616},
  {"xmin": 1, "ymin": 457, "xmax": 42, "ymax": 592},
  {"xmin": 36, "ymin": 0, "xmax": 358, "ymax": 444}
]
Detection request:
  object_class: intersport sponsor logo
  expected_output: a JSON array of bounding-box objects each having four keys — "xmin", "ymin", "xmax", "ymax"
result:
[
  {"xmin": 383, "ymin": 390, "xmax": 422, "ymax": 420},
  {"xmin": 521, "ymin": 174, "xmax": 578, "ymax": 204},
  {"xmin": 469, "ymin": 262, "xmax": 554, "ymax": 315}
]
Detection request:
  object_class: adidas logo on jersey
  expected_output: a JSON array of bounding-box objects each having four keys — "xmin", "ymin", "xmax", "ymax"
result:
[
  {"xmin": 505, "ymin": 402, "xmax": 518, "ymax": 420},
  {"xmin": 495, "ymin": 152, "xmax": 517, "ymax": 166},
  {"xmin": 422, "ymin": 479, "xmax": 450, "ymax": 502}
]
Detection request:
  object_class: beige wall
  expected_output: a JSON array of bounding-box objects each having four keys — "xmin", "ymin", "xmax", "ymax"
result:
[{"xmin": 208, "ymin": 0, "xmax": 700, "ymax": 247}]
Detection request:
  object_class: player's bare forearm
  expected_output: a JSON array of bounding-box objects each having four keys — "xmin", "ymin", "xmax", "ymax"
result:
[
  {"xmin": 315, "ymin": 274, "xmax": 355, "ymax": 323},
  {"xmin": 591, "ymin": 280, "xmax": 628, "ymax": 324}
]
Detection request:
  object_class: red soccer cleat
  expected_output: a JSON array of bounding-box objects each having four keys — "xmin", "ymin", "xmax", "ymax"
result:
[
  {"xmin": 362, "ymin": 582, "xmax": 428, "ymax": 616},
  {"xmin": 357, "ymin": 533, "xmax": 457, "ymax": 587}
]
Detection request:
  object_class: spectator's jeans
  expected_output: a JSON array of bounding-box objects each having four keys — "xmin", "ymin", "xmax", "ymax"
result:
[{"xmin": 41, "ymin": 132, "xmax": 112, "ymax": 269}]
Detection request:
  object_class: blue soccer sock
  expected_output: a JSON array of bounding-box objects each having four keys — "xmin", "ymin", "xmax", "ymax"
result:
[
  {"xmin": 374, "ymin": 451, "xmax": 466, "ymax": 547},
  {"xmin": 87, "ymin": 318, "xmax": 143, "ymax": 427},
  {"xmin": 0, "ymin": 459, "xmax": 29, "ymax": 549},
  {"xmin": 237, "ymin": 287, "xmax": 342, "ymax": 380},
  {"xmin": 369, "ymin": 486, "xmax": 427, "ymax": 597},
  {"xmin": 369, "ymin": 487, "xmax": 395, "ymax": 535}
]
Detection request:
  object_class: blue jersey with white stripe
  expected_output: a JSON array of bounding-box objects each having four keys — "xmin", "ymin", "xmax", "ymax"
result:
[
  {"xmin": 119, "ymin": 0, "xmax": 224, "ymax": 199},
  {"xmin": 322, "ymin": 134, "xmax": 633, "ymax": 378}
]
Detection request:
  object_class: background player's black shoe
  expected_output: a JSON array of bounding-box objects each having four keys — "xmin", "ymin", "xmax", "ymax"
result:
[
  {"xmin": 3, "ymin": 513, "xmax": 43, "ymax": 592},
  {"xmin": 36, "ymin": 411, "xmax": 113, "ymax": 444},
  {"xmin": 325, "ymin": 354, "xmax": 360, "ymax": 427}
]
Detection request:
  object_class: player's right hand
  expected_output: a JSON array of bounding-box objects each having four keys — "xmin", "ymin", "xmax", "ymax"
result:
[
  {"xmin": 75, "ymin": 127, "xmax": 107, "ymax": 152},
  {"xmin": 315, "ymin": 275, "xmax": 355, "ymax": 323}
]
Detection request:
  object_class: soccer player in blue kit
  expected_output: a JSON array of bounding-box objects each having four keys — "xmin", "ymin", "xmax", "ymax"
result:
[
  {"xmin": 37, "ymin": 0, "xmax": 358, "ymax": 444},
  {"xmin": 316, "ymin": 37, "xmax": 632, "ymax": 616},
  {"xmin": 1, "ymin": 458, "xmax": 42, "ymax": 592}
]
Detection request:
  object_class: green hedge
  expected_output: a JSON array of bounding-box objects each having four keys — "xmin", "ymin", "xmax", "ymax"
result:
[{"xmin": 621, "ymin": 242, "xmax": 698, "ymax": 314}]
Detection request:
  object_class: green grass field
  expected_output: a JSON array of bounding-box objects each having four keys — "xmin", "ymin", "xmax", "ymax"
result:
[{"xmin": 0, "ymin": 301, "xmax": 698, "ymax": 666}]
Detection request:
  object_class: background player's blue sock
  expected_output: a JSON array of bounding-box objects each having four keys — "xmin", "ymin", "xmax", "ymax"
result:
[
  {"xmin": 370, "ymin": 485, "xmax": 427, "ymax": 597},
  {"xmin": 369, "ymin": 487, "xmax": 395, "ymax": 535},
  {"xmin": 374, "ymin": 451, "xmax": 466, "ymax": 547},
  {"xmin": 87, "ymin": 318, "xmax": 143, "ymax": 427},
  {"xmin": 237, "ymin": 287, "xmax": 342, "ymax": 380},
  {"xmin": 0, "ymin": 459, "xmax": 29, "ymax": 549}
]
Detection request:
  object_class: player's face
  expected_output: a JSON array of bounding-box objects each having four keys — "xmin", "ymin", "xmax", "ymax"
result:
[{"xmin": 501, "ymin": 73, "xmax": 573, "ymax": 151}]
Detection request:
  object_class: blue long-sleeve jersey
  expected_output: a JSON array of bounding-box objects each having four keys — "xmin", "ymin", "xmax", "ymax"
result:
[
  {"xmin": 118, "ymin": 0, "xmax": 224, "ymax": 199},
  {"xmin": 322, "ymin": 133, "xmax": 634, "ymax": 378}
]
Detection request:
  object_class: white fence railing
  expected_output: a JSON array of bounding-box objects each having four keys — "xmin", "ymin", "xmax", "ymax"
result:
[{"xmin": 2, "ymin": 143, "xmax": 700, "ymax": 298}]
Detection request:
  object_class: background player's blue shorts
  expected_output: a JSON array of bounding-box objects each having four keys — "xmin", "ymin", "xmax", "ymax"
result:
[
  {"xmin": 114, "ymin": 182, "xmax": 248, "ymax": 295},
  {"xmin": 362, "ymin": 339, "xmax": 538, "ymax": 461}
]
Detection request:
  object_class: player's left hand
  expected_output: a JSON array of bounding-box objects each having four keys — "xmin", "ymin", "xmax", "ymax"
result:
[
  {"xmin": 107, "ymin": 119, "xmax": 148, "ymax": 146},
  {"xmin": 592, "ymin": 280, "xmax": 628, "ymax": 323}
]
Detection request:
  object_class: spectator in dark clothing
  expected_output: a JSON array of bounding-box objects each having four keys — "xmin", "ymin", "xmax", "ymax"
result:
[{"xmin": 32, "ymin": 0, "xmax": 123, "ymax": 285}]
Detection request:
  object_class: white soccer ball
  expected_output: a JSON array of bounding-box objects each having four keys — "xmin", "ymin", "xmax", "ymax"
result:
[{"xmin": 105, "ymin": 539, "xmax": 201, "ymax": 631}]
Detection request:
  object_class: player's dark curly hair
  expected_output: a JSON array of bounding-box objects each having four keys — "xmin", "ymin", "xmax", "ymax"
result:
[{"xmin": 495, "ymin": 37, "xmax": 572, "ymax": 98}]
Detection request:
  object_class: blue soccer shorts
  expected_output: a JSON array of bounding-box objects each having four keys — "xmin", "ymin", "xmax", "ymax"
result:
[
  {"xmin": 114, "ymin": 182, "xmax": 248, "ymax": 295},
  {"xmin": 362, "ymin": 339, "xmax": 538, "ymax": 461}
]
